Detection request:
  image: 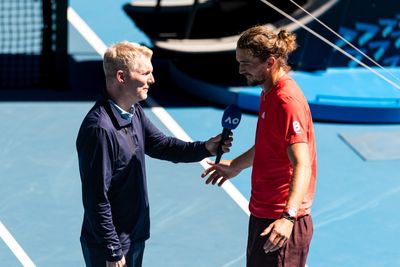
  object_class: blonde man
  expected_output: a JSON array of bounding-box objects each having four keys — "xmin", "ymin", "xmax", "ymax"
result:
[{"xmin": 77, "ymin": 42, "xmax": 231, "ymax": 267}]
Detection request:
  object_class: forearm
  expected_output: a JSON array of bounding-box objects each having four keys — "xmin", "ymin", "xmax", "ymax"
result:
[
  {"xmin": 285, "ymin": 163, "xmax": 311, "ymax": 210},
  {"xmin": 147, "ymin": 138, "xmax": 210, "ymax": 163},
  {"xmin": 231, "ymin": 146, "xmax": 255, "ymax": 171},
  {"xmin": 79, "ymin": 148, "xmax": 122, "ymax": 259},
  {"xmin": 285, "ymin": 143, "xmax": 311, "ymax": 211},
  {"xmin": 143, "ymin": 107, "xmax": 211, "ymax": 162},
  {"xmin": 82, "ymin": 185, "xmax": 123, "ymax": 261}
]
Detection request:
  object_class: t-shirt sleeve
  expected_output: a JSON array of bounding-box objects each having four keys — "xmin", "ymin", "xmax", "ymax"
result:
[{"xmin": 279, "ymin": 96, "xmax": 309, "ymax": 146}]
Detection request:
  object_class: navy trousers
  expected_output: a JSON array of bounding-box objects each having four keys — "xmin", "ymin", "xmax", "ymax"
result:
[{"xmin": 81, "ymin": 238, "xmax": 145, "ymax": 267}]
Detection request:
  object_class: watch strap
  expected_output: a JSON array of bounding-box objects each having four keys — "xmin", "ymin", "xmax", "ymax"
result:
[{"xmin": 280, "ymin": 212, "xmax": 295, "ymax": 223}]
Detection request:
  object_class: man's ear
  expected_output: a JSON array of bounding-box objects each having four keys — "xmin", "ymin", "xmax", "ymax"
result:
[
  {"xmin": 266, "ymin": 57, "xmax": 276, "ymax": 69},
  {"xmin": 116, "ymin": 70, "xmax": 125, "ymax": 83}
]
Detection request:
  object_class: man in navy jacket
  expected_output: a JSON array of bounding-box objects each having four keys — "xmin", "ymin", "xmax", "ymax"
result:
[{"xmin": 76, "ymin": 41, "xmax": 231, "ymax": 267}]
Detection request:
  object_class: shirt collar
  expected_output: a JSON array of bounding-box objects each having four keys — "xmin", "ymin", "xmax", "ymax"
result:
[{"xmin": 108, "ymin": 100, "xmax": 136, "ymax": 123}]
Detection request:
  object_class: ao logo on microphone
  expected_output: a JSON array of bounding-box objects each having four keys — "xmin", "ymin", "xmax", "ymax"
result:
[
  {"xmin": 221, "ymin": 104, "xmax": 242, "ymax": 130},
  {"xmin": 215, "ymin": 104, "xmax": 242, "ymax": 164},
  {"xmin": 223, "ymin": 116, "xmax": 240, "ymax": 126}
]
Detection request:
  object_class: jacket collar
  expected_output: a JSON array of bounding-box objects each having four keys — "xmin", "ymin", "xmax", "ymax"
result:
[{"xmin": 103, "ymin": 99, "xmax": 132, "ymax": 128}]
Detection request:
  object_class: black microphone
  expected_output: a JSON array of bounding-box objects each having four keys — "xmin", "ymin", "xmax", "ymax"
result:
[{"xmin": 215, "ymin": 104, "xmax": 242, "ymax": 164}]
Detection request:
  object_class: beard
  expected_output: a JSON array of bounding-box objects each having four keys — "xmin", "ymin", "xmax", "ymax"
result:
[{"xmin": 246, "ymin": 76, "xmax": 267, "ymax": 86}]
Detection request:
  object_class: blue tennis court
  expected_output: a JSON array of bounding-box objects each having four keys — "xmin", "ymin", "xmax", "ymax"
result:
[{"xmin": 1, "ymin": 1, "xmax": 400, "ymax": 266}]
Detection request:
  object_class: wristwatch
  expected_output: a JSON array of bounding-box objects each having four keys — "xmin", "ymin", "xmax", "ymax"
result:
[{"xmin": 281, "ymin": 207, "xmax": 297, "ymax": 223}]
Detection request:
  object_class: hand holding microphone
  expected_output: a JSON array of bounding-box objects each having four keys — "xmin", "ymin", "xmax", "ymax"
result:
[{"xmin": 215, "ymin": 104, "xmax": 242, "ymax": 164}]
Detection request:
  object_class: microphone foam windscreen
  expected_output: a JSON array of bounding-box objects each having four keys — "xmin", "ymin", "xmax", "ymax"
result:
[{"xmin": 221, "ymin": 104, "xmax": 242, "ymax": 130}]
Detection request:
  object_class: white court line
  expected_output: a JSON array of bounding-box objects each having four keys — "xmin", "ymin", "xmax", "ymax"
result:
[
  {"xmin": 146, "ymin": 98, "xmax": 250, "ymax": 216},
  {"xmin": 67, "ymin": 7, "xmax": 250, "ymax": 216},
  {"xmin": 0, "ymin": 221, "xmax": 36, "ymax": 267},
  {"xmin": 67, "ymin": 7, "xmax": 107, "ymax": 56}
]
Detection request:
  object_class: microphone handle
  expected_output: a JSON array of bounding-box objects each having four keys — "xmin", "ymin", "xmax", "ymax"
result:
[{"xmin": 215, "ymin": 128, "xmax": 232, "ymax": 164}]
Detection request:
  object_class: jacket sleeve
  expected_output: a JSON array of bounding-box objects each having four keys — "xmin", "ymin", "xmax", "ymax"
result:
[
  {"xmin": 77, "ymin": 126, "xmax": 123, "ymax": 262},
  {"xmin": 139, "ymin": 107, "xmax": 211, "ymax": 162}
]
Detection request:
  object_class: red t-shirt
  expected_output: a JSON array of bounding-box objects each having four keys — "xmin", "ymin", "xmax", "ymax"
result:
[{"xmin": 249, "ymin": 75, "xmax": 317, "ymax": 219}]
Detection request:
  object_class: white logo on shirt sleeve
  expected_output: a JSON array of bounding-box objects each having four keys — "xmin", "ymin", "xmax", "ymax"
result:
[{"xmin": 293, "ymin": 121, "xmax": 301, "ymax": 134}]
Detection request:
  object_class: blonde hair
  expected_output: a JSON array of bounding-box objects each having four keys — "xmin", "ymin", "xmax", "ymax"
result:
[
  {"xmin": 237, "ymin": 26, "xmax": 297, "ymax": 71},
  {"xmin": 103, "ymin": 41, "xmax": 153, "ymax": 80}
]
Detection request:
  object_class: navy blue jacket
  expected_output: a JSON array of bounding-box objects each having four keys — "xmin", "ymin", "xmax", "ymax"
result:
[{"xmin": 76, "ymin": 99, "xmax": 211, "ymax": 261}]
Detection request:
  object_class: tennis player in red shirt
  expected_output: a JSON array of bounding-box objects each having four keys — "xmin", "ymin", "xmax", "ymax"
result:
[{"xmin": 202, "ymin": 26, "xmax": 317, "ymax": 267}]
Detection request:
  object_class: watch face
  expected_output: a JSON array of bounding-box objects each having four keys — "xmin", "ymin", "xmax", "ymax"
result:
[{"xmin": 288, "ymin": 207, "xmax": 297, "ymax": 217}]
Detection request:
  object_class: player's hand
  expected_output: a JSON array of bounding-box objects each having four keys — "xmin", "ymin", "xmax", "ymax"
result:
[
  {"xmin": 260, "ymin": 218, "xmax": 294, "ymax": 253},
  {"xmin": 205, "ymin": 134, "xmax": 233, "ymax": 156},
  {"xmin": 106, "ymin": 256, "xmax": 126, "ymax": 267},
  {"xmin": 201, "ymin": 159, "xmax": 240, "ymax": 186}
]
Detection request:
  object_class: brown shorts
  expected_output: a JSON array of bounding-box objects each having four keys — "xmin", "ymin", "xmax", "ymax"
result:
[{"xmin": 247, "ymin": 214, "xmax": 313, "ymax": 267}]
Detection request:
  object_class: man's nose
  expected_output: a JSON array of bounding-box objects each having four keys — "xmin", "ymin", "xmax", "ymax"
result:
[{"xmin": 148, "ymin": 73, "xmax": 155, "ymax": 84}]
